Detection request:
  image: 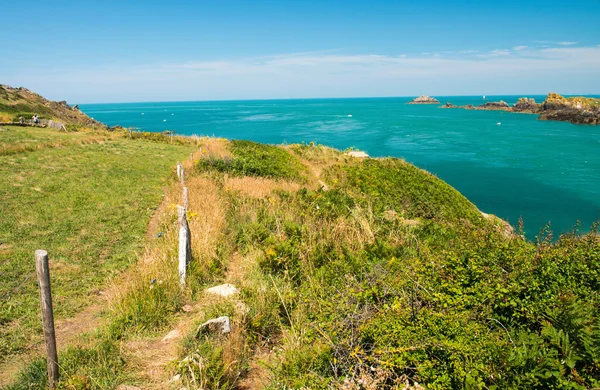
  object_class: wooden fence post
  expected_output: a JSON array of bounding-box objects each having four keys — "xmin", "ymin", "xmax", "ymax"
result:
[
  {"xmin": 176, "ymin": 163, "xmax": 182, "ymax": 179},
  {"xmin": 177, "ymin": 206, "xmax": 192, "ymax": 286},
  {"xmin": 35, "ymin": 250, "xmax": 59, "ymax": 388},
  {"xmin": 183, "ymin": 187, "xmax": 189, "ymax": 209},
  {"xmin": 180, "ymin": 168, "xmax": 185, "ymax": 185}
]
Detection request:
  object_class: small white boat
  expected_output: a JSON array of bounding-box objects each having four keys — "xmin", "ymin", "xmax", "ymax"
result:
[
  {"xmin": 483, "ymin": 95, "xmax": 486, "ymax": 100},
  {"xmin": 348, "ymin": 114, "xmax": 353, "ymax": 118},
  {"xmin": 497, "ymin": 122, "xmax": 501, "ymax": 125},
  {"xmin": 163, "ymin": 119, "xmax": 167, "ymax": 122}
]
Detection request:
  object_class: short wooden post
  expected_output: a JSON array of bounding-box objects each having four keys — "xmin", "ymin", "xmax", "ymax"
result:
[
  {"xmin": 183, "ymin": 187, "xmax": 189, "ymax": 209},
  {"xmin": 35, "ymin": 250, "xmax": 59, "ymax": 388},
  {"xmin": 177, "ymin": 206, "xmax": 192, "ymax": 285},
  {"xmin": 176, "ymin": 163, "xmax": 182, "ymax": 179},
  {"xmin": 180, "ymin": 168, "xmax": 185, "ymax": 185}
]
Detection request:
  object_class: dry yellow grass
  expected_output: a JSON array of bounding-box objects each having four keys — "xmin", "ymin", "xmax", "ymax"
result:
[
  {"xmin": 225, "ymin": 176, "xmax": 301, "ymax": 199},
  {"xmin": 198, "ymin": 137, "xmax": 232, "ymax": 160}
]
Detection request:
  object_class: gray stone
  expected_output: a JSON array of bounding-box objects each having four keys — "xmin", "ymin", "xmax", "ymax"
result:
[
  {"xmin": 196, "ymin": 316, "xmax": 231, "ymax": 336},
  {"xmin": 205, "ymin": 283, "xmax": 239, "ymax": 297},
  {"xmin": 161, "ymin": 329, "xmax": 182, "ymax": 343}
]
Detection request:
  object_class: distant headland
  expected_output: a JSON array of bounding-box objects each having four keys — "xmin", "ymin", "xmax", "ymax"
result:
[{"xmin": 439, "ymin": 93, "xmax": 600, "ymax": 125}]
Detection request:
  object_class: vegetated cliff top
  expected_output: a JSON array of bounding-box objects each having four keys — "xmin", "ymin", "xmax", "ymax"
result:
[
  {"xmin": 544, "ymin": 92, "xmax": 600, "ymax": 110},
  {"xmin": 0, "ymin": 84, "xmax": 103, "ymax": 127}
]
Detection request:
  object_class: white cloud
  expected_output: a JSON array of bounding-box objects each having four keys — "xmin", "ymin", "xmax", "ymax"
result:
[
  {"xmin": 10, "ymin": 45, "xmax": 600, "ymax": 102},
  {"xmin": 490, "ymin": 49, "xmax": 511, "ymax": 56},
  {"xmin": 513, "ymin": 46, "xmax": 528, "ymax": 51},
  {"xmin": 534, "ymin": 40, "xmax": 578, "ymax": 46}
]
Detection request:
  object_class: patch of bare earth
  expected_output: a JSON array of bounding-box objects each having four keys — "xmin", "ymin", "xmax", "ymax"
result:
[{"xmin": 0, "ymin": 298, "xmax": 108, "ymax": 386}]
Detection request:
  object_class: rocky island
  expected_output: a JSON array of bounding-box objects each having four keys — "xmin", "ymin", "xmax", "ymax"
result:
[
  {"xmin": 407, "ymin": 95, "xmax": 440, "ymax": 104},
  {"xmin": 442, "ymin": 93, "xmax": 600, "ymax": 125}
]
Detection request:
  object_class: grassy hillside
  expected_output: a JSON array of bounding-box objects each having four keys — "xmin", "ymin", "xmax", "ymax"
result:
[
  {"xmin": 6, "ymin": 137, "xmax": 598, "ymax": 390},
  {"xmin": 0, "ymin": 85, "xmax": 102, "ymax": 127},
  {"xmin": 0, "ymin": 125, "xmax": 197, "ymax": 375}
]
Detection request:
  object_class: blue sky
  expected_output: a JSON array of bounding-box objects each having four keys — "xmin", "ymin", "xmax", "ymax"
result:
[{"xmin": 3, "ymin": 0, "xmax": 600, "ymax": 103}]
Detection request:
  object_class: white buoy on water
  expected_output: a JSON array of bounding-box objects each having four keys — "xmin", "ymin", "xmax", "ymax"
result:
[{"xmin": 163, "ymin": 119, "xmax": 167, "ymax": 122}]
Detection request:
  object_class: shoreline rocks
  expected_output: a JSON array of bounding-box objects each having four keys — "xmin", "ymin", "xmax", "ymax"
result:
[
  {"xmin": 477, "ymin": 100, "xmax": 509, "ymax": 110},
  {"xmin": 513, "ymin": 97, "xmax": 540, "ymax": 113},
  {"xmin": 439, "ymin": 93, "xmax": 599, "ymax": 125},
  {"xmin": 407, "ymin": 96, "xmax": 440, "ymax": 104}
]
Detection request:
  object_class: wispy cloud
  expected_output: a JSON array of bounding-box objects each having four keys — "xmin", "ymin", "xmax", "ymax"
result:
[
  {"xmin": 11, "ymin": 45, "xmax": 600, "ymax": 102},
  {"xmin": 534, "ymin": 40, "xmax": 578, "ymax": 46}
]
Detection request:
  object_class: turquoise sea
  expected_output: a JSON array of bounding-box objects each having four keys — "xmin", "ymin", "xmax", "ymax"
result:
[{"xmin": 79, "ymin": 96, "xmax": 600, "ymax": 238}]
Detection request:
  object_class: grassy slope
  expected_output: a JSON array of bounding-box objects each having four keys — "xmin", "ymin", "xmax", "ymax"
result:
[
  {"xmin": 5, "ymin": 138, "xmax": 600, "ymax": 390},
  {"xmin": 0, "ymin": 126, "xmax": 195, "ymax": 361},
  {"xmin": 0, "ymin": 85, "xmax": 100, "ymax": 126},
  {"xmin": 176, "ymin": 141, "xmax": 599, "ymax": 389}
]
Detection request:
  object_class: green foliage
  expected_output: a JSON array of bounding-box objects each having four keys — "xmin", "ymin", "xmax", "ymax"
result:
[
  {"xmin": 198, "ymin": 139, "xmax": 306, "ymax": 180},
  {"xmin": 8, "ymin": 340, "xmax": 131, "ymax": 390},
  {"xmin": 507, "ymin": 298, "xmax": 600, "ymax": 389},
  {"xmin": 178, "ymin": 341, "xmax": 238, "ymax": 390},
  {"xmin": 214, "ymin": 148, "xmax": 600, "ymax": 388},
  {"xmin": 107, "ymin": 274, "xmax": 184, "ymax": 338},
  {"xmin": 0, "ymin": 127, "xmax": 195, "ymax": 359},
  {"xmin": 330, "ymin": 158, "xmax": 483, "ymax": 223}
]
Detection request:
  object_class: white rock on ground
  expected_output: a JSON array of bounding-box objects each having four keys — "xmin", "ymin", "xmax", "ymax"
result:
[
  {"xmin": 205, "ymin": 283, "xmax": 239, "ymax": 297},
  {"xmin": 347, "ymin": 151, "xmax": 369, "ymax": 158},
  {"xmin": 197, "ymin": 316, "xmax": 231, "ymax": 335},
  {"xmin": 161, "ymin": 329, "xmax": 182, "ymax": 343}
]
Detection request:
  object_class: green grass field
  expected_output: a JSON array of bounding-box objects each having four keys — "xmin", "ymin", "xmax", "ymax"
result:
[
  {"xmin": 0, "ymin": 125, "xmax": 195, "ymax": 360},
  {"xmin": 3, "ymin": 132, "xmax": 600, "ymax": 389}
]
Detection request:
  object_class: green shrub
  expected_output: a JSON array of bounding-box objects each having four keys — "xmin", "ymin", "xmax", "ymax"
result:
[{"xmin": 198, "ymin": 140, "xmax": 306, "ymax": 181}]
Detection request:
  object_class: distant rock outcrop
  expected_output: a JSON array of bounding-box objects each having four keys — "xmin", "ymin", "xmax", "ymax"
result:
[
  {"xmin": 407, "ymin": 96, "xmax": 440, "ymax": 104},
  {"xmin": 439, "ymin": 93, "xmax": 599, "ymax": 125},
  {"xmin": 477, "ymin": 100, "xmax": 510, "ymax": 110},
  {"xmin": 538, "ymin": 93, "xmax": 600, "ymax": 124},
  {"xmin": 539, "ymin": 108, "xmax": 599, "ymax": 125},
  {"xmin": 513, "ymin": 97, "xmax": 540, "ymax": 113}
]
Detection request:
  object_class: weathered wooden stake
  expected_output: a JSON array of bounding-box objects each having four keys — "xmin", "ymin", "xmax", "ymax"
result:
[
  {"xmin": 180, "ymin": 167, "xmax": 185, "ymax": 185},
  {"xmin": 177, "ymin": 206, "xmax": 192, "ymax": 285},
  {"xmin": 183, "ymin": 187, "xmax": 189, "ymax": 209},
  {"xmin": 176, "ymin": 162, "xmax": 182, "ymax": 179},
  {"xmin": 35, "ymin": 250, "xmax": 59, "ymax": 388}
]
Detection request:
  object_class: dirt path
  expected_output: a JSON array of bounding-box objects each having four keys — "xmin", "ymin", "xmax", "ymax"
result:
[
  {"xmin": 0, "ymin": 300, "xmax": 108, "ymax": 386},
  {"xmin": 120, "ymin": 170, "xmax": 229, "ymax": 388},
  {"xmin": 0, "ymin": 171, "xmax": 186, "ymax": 387}
]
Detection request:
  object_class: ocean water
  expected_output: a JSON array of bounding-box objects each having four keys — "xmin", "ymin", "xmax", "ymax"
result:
[{"xmin": 80, "ymin": 96, "xmax": 600, "ymax": 238}]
